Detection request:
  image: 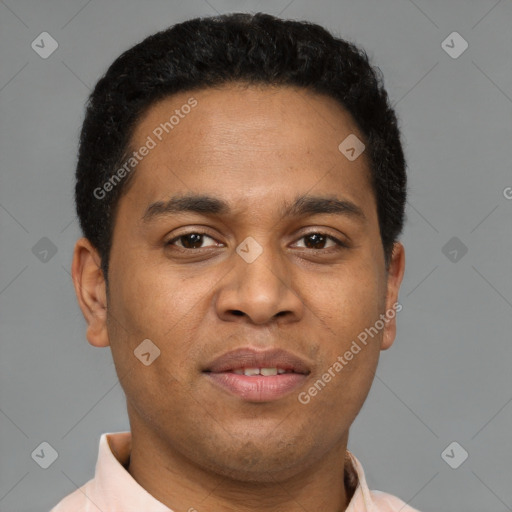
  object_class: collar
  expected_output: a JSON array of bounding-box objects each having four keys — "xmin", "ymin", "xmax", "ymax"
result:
[{"xmin": 52, "ymin": 431, "xmax": 419, "ymax": 512}]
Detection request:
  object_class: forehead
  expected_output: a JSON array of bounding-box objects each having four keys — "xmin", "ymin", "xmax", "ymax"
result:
[{"xmin": 119, "ymin": 84, "xmax": 375, "ymax": 224}]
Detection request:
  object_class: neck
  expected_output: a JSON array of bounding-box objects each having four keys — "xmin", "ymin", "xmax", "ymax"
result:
[{"xmin": 126, "ymin": 419, "xmax": 355, "ymax": 512}]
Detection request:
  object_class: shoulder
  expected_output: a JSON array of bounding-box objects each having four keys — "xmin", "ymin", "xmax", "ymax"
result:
[
  {"xmin": 49, "ymin": 480, "xmax": 92, "ymax": 511},
  {"xmin": 369, "ymin": 489, "xmax": 421, "ymax": 511},
  {"xmin": 345, "ymin": 451, "xmax": 422, "ymax": 512}
]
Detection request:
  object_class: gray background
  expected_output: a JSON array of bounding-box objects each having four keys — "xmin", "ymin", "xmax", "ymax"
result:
[{"xmin": 1, "ymin": 1, "xmax": 511, "ymax": 511}]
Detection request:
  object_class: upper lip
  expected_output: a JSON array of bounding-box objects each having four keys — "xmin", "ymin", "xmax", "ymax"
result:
[{"xmin": 204, "ymin": 347, "xmax": 312, "ymax": 374}]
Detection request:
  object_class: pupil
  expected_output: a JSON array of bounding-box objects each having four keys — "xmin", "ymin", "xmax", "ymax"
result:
[
  {"xmin": 305, "ymin": 234, "xmax": 325, "ymax": 249},
  {"xmin": 179, "ymin": 234, "xmax": 327, "ymax": 249},
  {"xmin": 182, "ymin": 234, "xmax": 203, "ymax": 248}
]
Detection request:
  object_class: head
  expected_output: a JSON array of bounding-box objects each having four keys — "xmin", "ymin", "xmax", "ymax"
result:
[{"xmin": 72, "ymin": 12, "xmax": 407, "ymax": 483}]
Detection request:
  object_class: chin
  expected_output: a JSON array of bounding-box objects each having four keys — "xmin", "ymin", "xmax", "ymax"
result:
[{"xmin": 191, "ymin": 439, "xmax": 313, "ymax": 483}]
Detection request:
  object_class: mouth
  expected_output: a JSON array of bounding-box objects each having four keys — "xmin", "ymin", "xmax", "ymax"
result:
[
  {"xmin": 228, "ymin": 367, "xmax": 300, "ymax": 376},
  {"xmin": 203, "ymin": 347, "xmax": 311, "ymax": 402}
]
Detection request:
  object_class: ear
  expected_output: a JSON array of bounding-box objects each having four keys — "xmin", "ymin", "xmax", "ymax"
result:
[
  {"xmin": 71, "ymin": 237, "xmax": 110, "ymax": 347},
  {"xmin": 381, "ymin": 242, "xmax": 406, "ymax": 350}
]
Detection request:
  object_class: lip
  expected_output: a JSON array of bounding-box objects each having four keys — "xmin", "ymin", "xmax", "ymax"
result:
[
  {"xmin": 204, "ymin": 347, "xmax": 312, "ymax": 374},
  {"xmin": 203, "ymin": 347, "xmax": 311, "ymax": 402}
]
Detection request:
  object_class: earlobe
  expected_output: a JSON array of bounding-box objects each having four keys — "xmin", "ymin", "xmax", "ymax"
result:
[
  {"xmin": 381, "ymin": 242, "xmax": 406, "ymax": 351},
  {"xmin": 71, "ymin": 237, "xmax": 110, "ymax": 348}
]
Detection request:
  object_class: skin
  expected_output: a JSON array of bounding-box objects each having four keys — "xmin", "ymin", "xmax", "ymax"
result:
[{"xmin": 72, "ymin": 84, "xmax": 405, "ymax": 512}]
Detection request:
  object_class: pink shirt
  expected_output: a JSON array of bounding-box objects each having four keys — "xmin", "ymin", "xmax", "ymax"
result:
[{"xmin": 50, "ymin": 432, "xmax": 420, "ymax": 512}]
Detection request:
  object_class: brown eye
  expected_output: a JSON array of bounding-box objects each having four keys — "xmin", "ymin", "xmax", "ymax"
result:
[
  {"xmin": 167, "ymin": 233, "xmax": 219, "ymax": 249},
  {"xmin": 293, "ymin": 232, "xmax": 347, "ymax": 250},
  {"xmin": 166, "ymin": 231, "xmax": 347, "ymax": 251},
  {"xmin": 303, "ymin": 233, "xmax": 329, "ymax": 249}
]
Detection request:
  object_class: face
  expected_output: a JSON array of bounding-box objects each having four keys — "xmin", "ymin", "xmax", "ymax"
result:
[{"xmin": 73, "ymin": 84, "xmax": 405, "ymax": 483}]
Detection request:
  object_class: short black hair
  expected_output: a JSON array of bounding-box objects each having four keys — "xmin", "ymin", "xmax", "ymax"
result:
[{"xmin": 75, "ymin": 12, "xmax": 407, "ymax": 282}]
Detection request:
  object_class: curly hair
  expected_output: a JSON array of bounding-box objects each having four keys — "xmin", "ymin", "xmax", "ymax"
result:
[{"xmin": 75, "ymin": 12, "xmax": 407, "ymax": 281}]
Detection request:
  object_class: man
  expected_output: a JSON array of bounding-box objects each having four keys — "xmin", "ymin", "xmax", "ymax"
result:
[{"xmin": 52, "ymin": 11, "xmax": 417, "ymax": 512}]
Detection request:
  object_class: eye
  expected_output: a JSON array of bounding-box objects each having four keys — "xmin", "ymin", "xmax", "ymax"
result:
[
  {"xmin": 292, "ymin": 232, "xmax": 348, "ymax": 250},
  {"xmin": 166, "ymin": 231, "xmax": 347, "ymax": 251},
  {"xmin": 167, "ymin": 232, "xmax": 221, "ymax": 249}
]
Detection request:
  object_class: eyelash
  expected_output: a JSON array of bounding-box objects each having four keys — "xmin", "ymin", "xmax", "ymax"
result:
[{"xmin": 166, "ymin": 231, "xmax": 349, "ymax": 251}]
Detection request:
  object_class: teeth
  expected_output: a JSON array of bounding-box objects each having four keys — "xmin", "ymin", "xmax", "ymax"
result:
[
  {"xmin": 230, "ymin": 368, "xmax": 292, "ymax": 376},
  {"xmin": 244, "ymin": 368, "xmax": 261, "ymax": 376},
  {"xmin": 230, "ymin": 367, "xmax": 285, "ymax": 376}
]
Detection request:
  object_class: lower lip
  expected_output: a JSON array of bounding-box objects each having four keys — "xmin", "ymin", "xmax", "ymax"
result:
[{"xmin": 204, "ymin": 372, "xmax": 307, "ymax": 402}]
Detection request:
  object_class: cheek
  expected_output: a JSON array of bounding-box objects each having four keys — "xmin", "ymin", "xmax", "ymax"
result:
[
  {"xmin": 311, "ymin": 261, "xmax": 384, "ymax": 337},
  {"xmin": 304, "ymin": 260, "xmax": 384, "ymax": 401},
  {"xmin": 107, "ymin": 255, "xmax": 216, "ymax": 382},
  {"xmin": 106, "ymin": 269, "xmax": 198, "ymax": 417},
  {"xmin": 109, "ymin": 253, "xmax": 190, "ymax": 333}
]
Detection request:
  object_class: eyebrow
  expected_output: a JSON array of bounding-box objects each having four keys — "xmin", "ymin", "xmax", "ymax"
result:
[{"xmin": 141, "ymin": 193, "xmax": 367, "ymax": 224}]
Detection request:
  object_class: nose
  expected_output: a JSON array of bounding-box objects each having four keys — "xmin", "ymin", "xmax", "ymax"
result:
[{"xmin": 214, "ymin": 240, "xmax": 305, "ymax": 325}]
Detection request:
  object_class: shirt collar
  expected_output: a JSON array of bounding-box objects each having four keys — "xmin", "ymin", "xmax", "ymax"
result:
[
  {"xmin": 92, "ymin": 431, "xmax": 171, "ymax": 511},
  {"xmin": 69, "ymin": 431, "xmax": 410, "ymax": 512}
]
